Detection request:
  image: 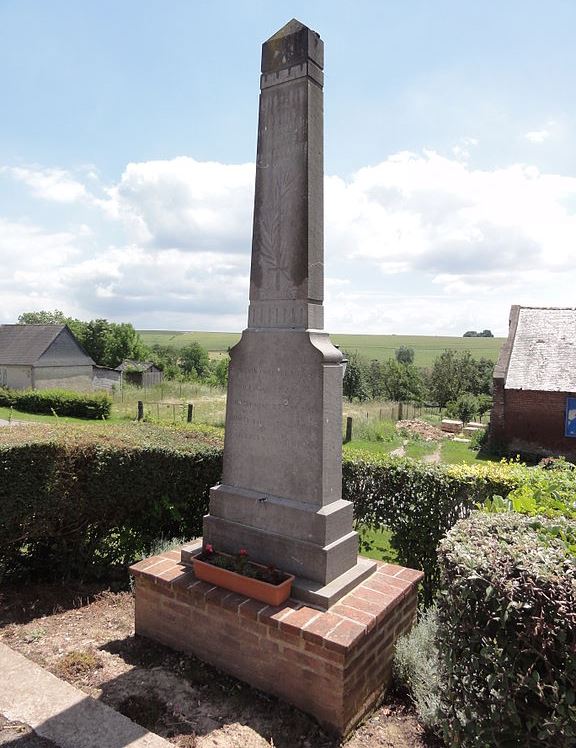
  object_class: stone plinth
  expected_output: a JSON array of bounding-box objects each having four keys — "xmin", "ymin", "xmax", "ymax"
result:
[
  {"xmin": 130, "ymin": 551, "xmax": 422, "ymax": 736},
  {"xmin": 204, "ymin": 328, "xmax": 376, "ymax": 607}
]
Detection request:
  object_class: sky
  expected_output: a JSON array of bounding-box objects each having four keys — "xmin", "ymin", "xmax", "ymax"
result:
[{"xmin": 1, "ymin": 0, "xmax": 575, "ymax": 336}]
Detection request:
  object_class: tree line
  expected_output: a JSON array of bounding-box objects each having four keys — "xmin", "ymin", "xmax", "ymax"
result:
[
  {"xmin": 17, "ymin": 310, "xmax": 229, "ymax": 386},
  {"xmin": 343, "ymin": 346, "xmax": 493, "ymax": 420}
]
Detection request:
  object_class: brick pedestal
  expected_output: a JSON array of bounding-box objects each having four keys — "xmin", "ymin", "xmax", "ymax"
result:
[{"xmin": 130, "ymin": 550, "xmax": 422, "ymax": 736}]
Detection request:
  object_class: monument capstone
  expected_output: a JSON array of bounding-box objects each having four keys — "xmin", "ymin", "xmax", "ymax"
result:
[{"xmin": 201, "ymin": 18, "xmax": 376, "ymax": 608}]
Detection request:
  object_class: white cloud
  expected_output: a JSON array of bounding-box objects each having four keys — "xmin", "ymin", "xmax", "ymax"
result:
[
  {"xmin": 525, "ymin": 130, "xmax": 551, "ymax": 144},
  {"xmin": 2, "ymin": 166, "xmax": 91, "ymax": 203},
  {"xmin": 2, "ymin": 150, "xmax": 576, "ymax": 335},
  {"xmin": 524, "ymin": 121, "xmax": 556, "ymax": 144},
  {"xmin": 325, "ymin": 151, "xmax": 576, "ymax": 283},
  {"xmin": 110, "ymin": 157, "xmax": 255, "ymax": 251}
]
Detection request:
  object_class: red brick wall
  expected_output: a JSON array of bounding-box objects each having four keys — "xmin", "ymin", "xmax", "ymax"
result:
[
  {"xmin": 495, "ymin": 388, "xmax": 576, "ymax": 459},
  {"xmin": 131, "ymin": 552, "xmax": 422, "ymax": 735}
]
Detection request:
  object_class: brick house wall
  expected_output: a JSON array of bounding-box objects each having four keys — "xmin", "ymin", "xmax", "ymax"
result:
[
  {"xmin": 490, "ymin": 305, "xmax": 576, "ymax": 460},
  {"xmin": 494, "ymin": 387, "xmax": 576, "ymax": 459}
]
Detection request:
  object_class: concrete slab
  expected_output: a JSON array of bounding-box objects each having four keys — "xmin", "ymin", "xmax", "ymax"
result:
[{"xmin": 0, "ymin": 643, "xmax": 172, "ymax": 748}]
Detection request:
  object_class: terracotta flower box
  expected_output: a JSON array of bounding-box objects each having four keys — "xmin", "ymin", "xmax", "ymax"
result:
[{"xmin": 192, "ymin": 550, "xmax": 294, "ymax": 607}]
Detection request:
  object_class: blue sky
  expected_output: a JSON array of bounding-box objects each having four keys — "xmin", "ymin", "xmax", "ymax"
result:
[{"xmin": 1, "ymin": 0, "xmax": 575, "ymax": 335}]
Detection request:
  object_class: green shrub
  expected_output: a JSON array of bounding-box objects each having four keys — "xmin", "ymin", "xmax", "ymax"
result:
[
  {"xmin": 0, "ymin": 387, "xmax": 111, "ymax": 419},
  {"xmin": 394, "ymin": 604, "xmax": 443, "ymax": 732},
  {"xmin": 0, "ymin": 423, "xmax": 222, "ymax": 583},
  {"xmin": 496, "ymin": 461, "xmax": 576, "ymax": 520},
  {"xmin": 0, "ymin": 422, "xmax": 545, "ymax": 598},
  {"xmin": 446, "ymin": 392, "xmax": 478, "ymax": 424},
  {"xmin": 352, "ymin": 419, "xmax": 398, "ymax": 443},
  {"xmin": 468, "ymin": 427, "xmax": 487, "ymax": 452},
  {"xmin": 436, "ymin": 512, "xmax": 576, "ymax": 747},
  {"xmin": 344, "ymin": 454, "xmax": 526, "ymax": 600}
]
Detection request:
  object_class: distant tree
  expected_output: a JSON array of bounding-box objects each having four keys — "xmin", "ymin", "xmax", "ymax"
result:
[
  {"xmin": 469, "ymin": 357, "xmax": 494, "ymax": 396},
  {"xmin": 463, "ymin": 329, "xmax": 494, "ymax": 338},
  {"xmin": 82, "ymin": 319, "xmax": 110, "ymax": 365},
  {"xmin": 212, "ymin": 356, "xmax": 230, "ymax": 388},
  {"xmin": 180, "ymin": 341, "xmax": 210, "ymax": 379},
  {"xmin": 18, "ymin": 310, "xmax": 147, "ymax": 368},
  {"xmin": 395, "ymin": 346, "xmax": 415, "ymax": 365},
  {"xmin": 447, "ymin": 393, "xmax": 478, "ymax": 424},
  {"xmin": 149, "ymin": 344, "xmax": 180, "ymax": 380},
  {"xmin": 18, "ymin": 310, "xmax": 69, "ymax": 325},
  {"xmin": 476, "ymin": 394, "xmax": 493, "ymax": 422},
  {"xmin": 102, "ymin": 322, "xmax": 148, "ymax": 368},
  {"xmin": 380, "ymin": 359, "xmax": 425, "ymax": 402},
  {"xmin": 429, "ymin": 350, "xmax": 479, "ymax": 407},
  {"xmin": 366, "ymin": 360, "xmax": 385, "ymax": 400},
  {"xmin": 343, "ymin": 353, "xmax": 368, "ymax": 402}
]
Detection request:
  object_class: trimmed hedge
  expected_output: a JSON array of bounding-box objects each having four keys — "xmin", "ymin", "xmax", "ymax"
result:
[
  {"xmin": 0, "ymin": 423, "xmax": 222, "ymax": 582},
  {"xmin": 0, "ymin": 387, "xmax": 111, "ymax": 419},
  {"xmin": 344, "ymin": 454, "xmax": 527, "ymax": 600},
  {"xmin": 436, "ymin": 512, "xmax": 576, "ymax": 746},
  {"xmin": 0, "ymin": 424, "xmax": 538, "ymax": 592}
]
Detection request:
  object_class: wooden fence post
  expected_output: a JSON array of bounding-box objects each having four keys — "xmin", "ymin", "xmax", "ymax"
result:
[
  {"xmin": 137, "ymin": 401, "xmax": 144, "ymax": 421},
  {"xmin": 187, "ymin": 403, "xmax": 194, "ymax": 423},
  {"xmin": 344, "ymin": 416, "xmax": 353, "ymax": 444}
]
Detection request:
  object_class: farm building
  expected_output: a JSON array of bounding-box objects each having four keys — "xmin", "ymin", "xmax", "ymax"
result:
[
  {"xmin": 0, "ymin": 324, "xmax": 95, "ymax": 391},
  {"xmin": 93, "ymin": 365, "xmax": 122, "ymax": 390},
  {"xmin": 491, "ymin": 305, "xmax": 576, "ymax": 460},
  {"xmin": 116, "ymin": 360, "xmax": 163, "ymax": 387}
]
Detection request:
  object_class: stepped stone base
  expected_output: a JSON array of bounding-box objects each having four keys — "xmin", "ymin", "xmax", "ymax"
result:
[
  {"xmin": 181, "ymin": 538, "xmax": 376, "ymax": 609},
  {"xmin": 130, "ymin": 547, "xmax": 422, "ymax": 735}
]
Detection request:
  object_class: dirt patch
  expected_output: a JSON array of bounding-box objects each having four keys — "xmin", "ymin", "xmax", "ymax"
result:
[
  {"xmin": 0, "ymin": 584, "xmax": 442, "ymax": 748},
  {"xmin": 396, "ymin": 419, "xmax": 445, "ymax": 442}
]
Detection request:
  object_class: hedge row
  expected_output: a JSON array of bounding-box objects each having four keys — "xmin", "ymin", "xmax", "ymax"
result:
[
  {"xmin": 0, "ymin": 387, "xmax": 111, "ymax": 419},
  {"xmin": 344, "ymin": 454, "xmax": 528, "ymax": 600},
  {"xmin": 436, "ymin": 512, "xmax": 576, "ymax": 746},
  {"xmin": 0, "ymin": 424, "xmax": 536, "ymax": 590},
  {"xmin": 0, "ymin": 423, "xmax": 222, "ymax": 582}
]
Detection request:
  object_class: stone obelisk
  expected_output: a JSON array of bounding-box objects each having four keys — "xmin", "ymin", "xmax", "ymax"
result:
[{"xmin": 203, "ymin": 19, "xmax": 375, "ymax": 607}]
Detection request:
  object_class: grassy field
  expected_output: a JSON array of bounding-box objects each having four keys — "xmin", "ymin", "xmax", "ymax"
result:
[{"xmin": 138, "ymin": 330, "xmax": 504, "ymax": 367}]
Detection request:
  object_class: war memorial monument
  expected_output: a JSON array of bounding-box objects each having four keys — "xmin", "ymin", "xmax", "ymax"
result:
[{"xmin": 131, "ymin": 20, "xmax": 422, "ymax": 735}]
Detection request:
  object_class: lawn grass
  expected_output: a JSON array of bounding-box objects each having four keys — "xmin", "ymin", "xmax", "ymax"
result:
[
  {"xmin": 404, "ymin": 440, "xmax": 439, "ymax": 460},
  {"xmin": 0, "ymin": 405, "xmax": 116, "ymax": 425},
  {"xmin": 440, "ymin": 439, "xmax": 484, "ymax": 464},
  {"xmin": 138, "ymin": 330, "xmax": 504, "ymax": 367},
  {"xmin": 355, "ymin": 524, "xmax": 397, "ymax": 563},
  {"xmin": 343, "ymin": 438, "xmax": 403, "ymax": 456}
]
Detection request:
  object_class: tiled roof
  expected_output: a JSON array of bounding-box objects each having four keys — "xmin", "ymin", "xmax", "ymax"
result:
[
  {"xmin": 116, "ymin": 360, "xmax": 157, "ymax": 372},
  {"xmin": 505, "ymin": 307, "xmax": 576, "ymax": 392},
  {"xmin": 0, "ymin": 325, "xmax": 94, "ymax": 366}
]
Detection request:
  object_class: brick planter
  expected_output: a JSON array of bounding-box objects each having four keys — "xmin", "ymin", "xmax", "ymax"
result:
[{"xmin": 130, "ymin": 550, "xmax": 422, "ymax": 736}]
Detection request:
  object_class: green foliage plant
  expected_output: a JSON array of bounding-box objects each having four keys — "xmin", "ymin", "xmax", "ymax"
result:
[
  {"xmin": 0, "ymin": 387, "xmax": 111, "ymax": 419},
  {"xmin": 0, "ymin": 422, "xmax": 223, "ymax": 583},
  {"xmin": 179, "ymin": 341, "xmax": 211, "ymax": 379},
  {"xmin": 446, "ymin": 392, "xmax": 478, "ymax": 424},
  {"xmin": 394, "ymin": 604, "xmax": 443, "ymax": 733},
  {"xmin": 342, "ymin": 352, "xmax": 369, "ymax": 402},
  {"xmin": 395, "ymin": 345, "xmax": 415, "ymax": 364},
  {"xmin": 344, "ymin": 453, "xmax": 526, "ymax": 601},
  {"xmin": 436, "ymin": 512, "xmax": 576, "ymax": 746},
  {"xmin": 18, "ymin": 310, "xmax": 147, "ymax": 368}
]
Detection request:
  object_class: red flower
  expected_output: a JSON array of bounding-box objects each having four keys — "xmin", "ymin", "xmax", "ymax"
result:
[
  {"xmin": 204, "ymin": 543, "xmax": 214, "ymax": 555},
  {"xmin": 238, "ymin": 548, "xmax": 249, "ymax": 557}
]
